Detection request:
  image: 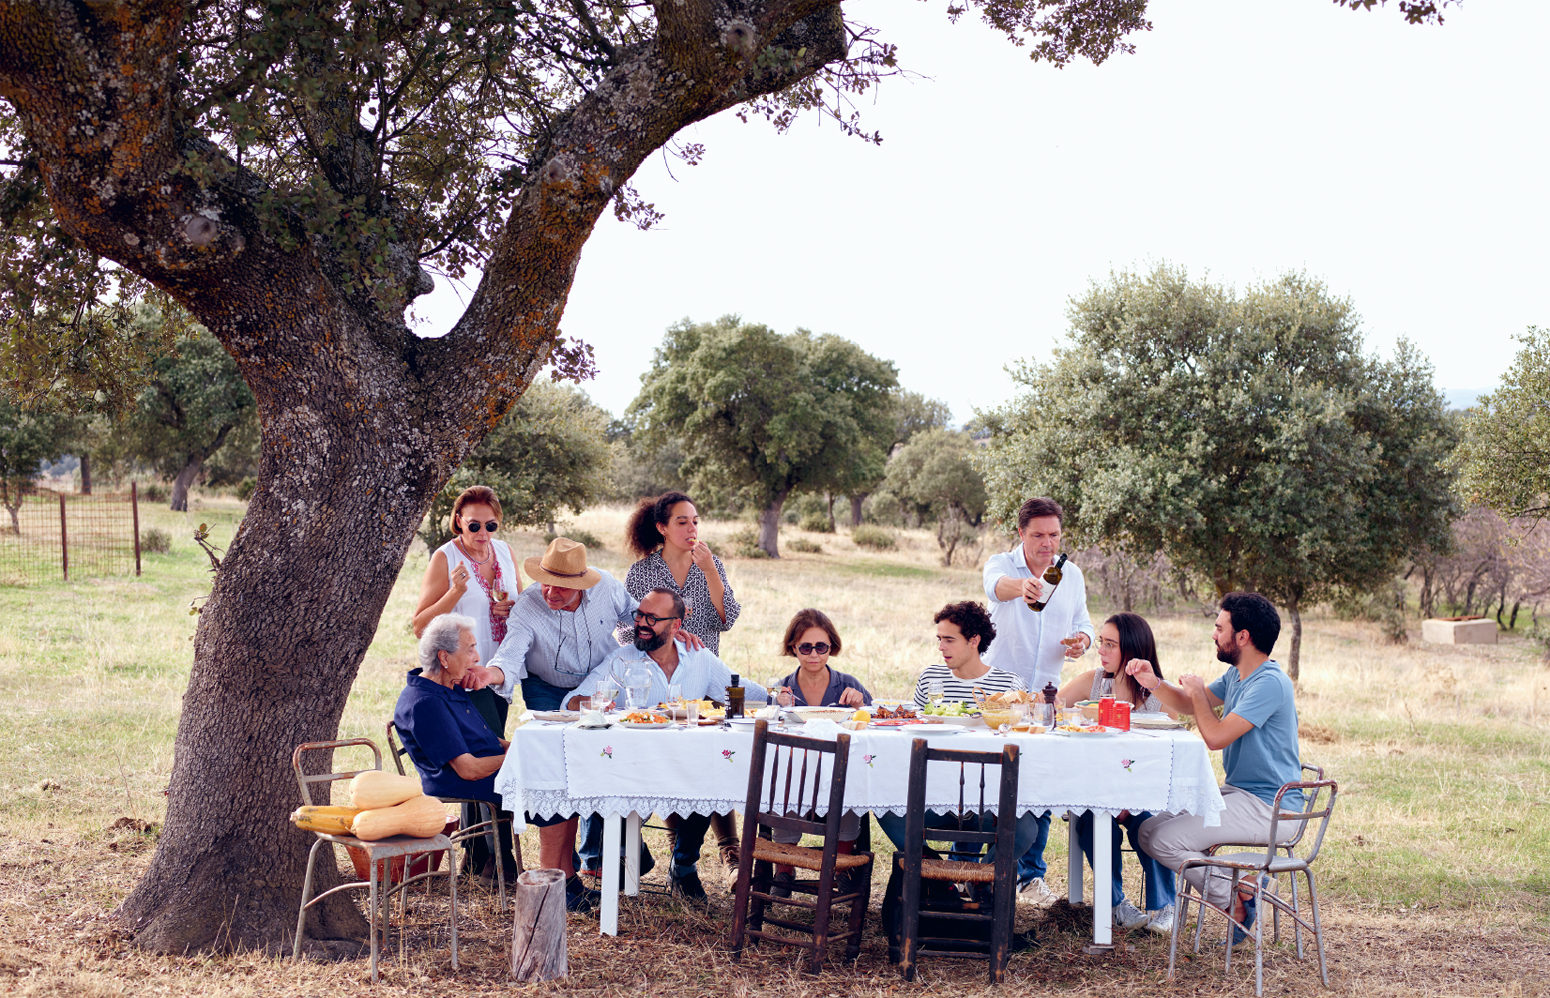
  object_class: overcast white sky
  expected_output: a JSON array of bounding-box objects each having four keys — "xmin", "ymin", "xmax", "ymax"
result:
[{"xmin": 415, "ymin": 0, "xmax": 1550, "ymax": 425}]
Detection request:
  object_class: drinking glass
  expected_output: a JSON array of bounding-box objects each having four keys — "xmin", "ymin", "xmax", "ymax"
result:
[
  {"xmin": 927, "ymin": 679, "xmax": 945, "ymax": 707},
  {"xmin": 595, "ymin": 683, "xmax": 618, "ymax": 712},
  {"xmin": 668, "ymin": 683, "xmax": 683, "ymax": 707}
]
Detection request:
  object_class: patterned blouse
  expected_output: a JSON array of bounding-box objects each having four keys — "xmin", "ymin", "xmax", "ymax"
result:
[{"xmin": 624, "ymin": 550, "xmax": 741, "ymax": 654}]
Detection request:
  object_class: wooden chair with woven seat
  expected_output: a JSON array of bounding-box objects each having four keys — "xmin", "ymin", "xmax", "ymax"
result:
[
  {"xmin": 891, "ymin": 738, "xmax": 1021, "ymax": 984},
  {"xmin": 729, "ymin": 720, "xmax": 874, "ymax": 974}
]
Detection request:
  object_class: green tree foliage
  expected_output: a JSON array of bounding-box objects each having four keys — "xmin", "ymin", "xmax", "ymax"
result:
[
  {"xmin": 628, "ymin": 316, "xmax": 898, "ymax": 557},
  {"xmin": 124, "ymin": 329, "xmax": 257, "ymax": 511},
  {"xmin": 420, "ymin": 380, "xmax": 613, "ymax": 551},
  {"xmin": 0, "ymin": 399, "xmax": 70, "ymax": 533},
  {"xmin": 1455, "ymin": 327, "xmax": 1550, "ymax": 521},
  {"xmin": 976, "ymin": 265, "xmax": 1459, "ymax": 678},
  {"xmin": 872, "ymin": 429, "xmax": 987, "ymax": 566}
]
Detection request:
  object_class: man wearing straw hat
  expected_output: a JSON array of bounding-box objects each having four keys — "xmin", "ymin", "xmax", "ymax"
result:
[{"xmin": 464, "ymin": 537, "xmax": 703, "ymax": 909}]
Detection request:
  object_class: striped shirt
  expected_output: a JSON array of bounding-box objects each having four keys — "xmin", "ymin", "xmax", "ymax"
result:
[{"xmin": 911, "ymin": 663, "xmax": 1028, "ymax": 709}]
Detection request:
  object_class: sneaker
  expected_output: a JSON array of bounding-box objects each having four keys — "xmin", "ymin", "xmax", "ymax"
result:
[
  {"xmin": 1146, "ymin": 903, "xmax": 1176, "ymax": 935},
  {"xmin": 1017, "ymin": 877, "xmax": 1058, "ymax": 907},
  {"xmin": 1114, "ymin": 898, "xmax": 1152, "ymax": 930},
  {"xmin": 768, "ymin": 871, "xmax": 794, "ymax": 899},
  {"xmin": 670, "ymin": 868, "xmax": 708, "ymax": 902},
  {"xmin": 565, "ymin": 875, "xmax": 599, "ymax": 914}
]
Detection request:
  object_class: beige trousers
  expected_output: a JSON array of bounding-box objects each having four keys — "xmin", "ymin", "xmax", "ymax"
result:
[{"xmin": 1137, "ymin": 785, "xmax": 1280, "ymax": 909}]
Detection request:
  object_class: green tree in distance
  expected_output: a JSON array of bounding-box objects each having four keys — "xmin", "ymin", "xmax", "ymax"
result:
[
  {"xmin": 872, "ymin": 428, "xmax": 986, "ymax": 566},
  {"xmin": 629, "ymin": 316, "xmax": 897, "ymax": 557},
  {"xmin": 125, "ymin": 330, "xmax": 257, "ymax": 511},
  {"xmin": 0, "ymin": 0, "xmax": 1448, "ymax": 954},
  {"xmin": 420, "ymin": 379, "xmax": 613, "ymax": 550},
  {"xmin": 1455, "ymin": 327, "xmax": 1550, "ymax": 521},
  {"xmin": 0, "ymin": 399, "xmax": 70, "ymax": 533},
  {"xmin": 976, "ymin": 265, "xmax": 1459, "ymax": 679}
]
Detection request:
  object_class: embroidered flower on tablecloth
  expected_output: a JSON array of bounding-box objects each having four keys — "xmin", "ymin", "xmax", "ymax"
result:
[
  {"xmin": 1120, "ymin": 758, "xmax": 1134, "ymax": 772},
  {"xmin": 721, "ymin": 749, "xmax": 735, "ymax": 763},
  {"xmin": 601, "ymin": 745, "xmax": 614, "ymax": 759},
  {"xmin": 862, "ymin": 754, "xmax": 875, "ymax": 768}
]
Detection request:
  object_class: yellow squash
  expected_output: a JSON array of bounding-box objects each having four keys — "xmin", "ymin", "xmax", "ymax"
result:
[
  {"xmin": 351, "ymin": 795, "xmax": 448, "ymax": 841},
  {"xmin": 290, "ymin": 805, "xmax": 363, "ymax": 835},
  {"xmin": 348, "ymin": 769, "xmax": 423, "ymax": 809}
]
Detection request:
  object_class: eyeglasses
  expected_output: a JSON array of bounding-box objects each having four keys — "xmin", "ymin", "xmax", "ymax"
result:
[
  {"xmin": 795, "ymin": 642, "xmax": 831, "ymax": 656},
  {"xmin": 1097, "ymin": 639, "xmax": 1121, "ymax": 651},
  {"xmin": 462, "ymin": 519, "xmax": 499, "ymax": 533},
  {"xmin": 632, "ymin": 610, "xmax": 681, "ymax": 626}
]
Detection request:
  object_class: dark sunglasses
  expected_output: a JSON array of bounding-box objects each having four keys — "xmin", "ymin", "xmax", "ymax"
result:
[
  {"xmin": 632, "ymin": 610, "xmax": 681, "ymax": 626},
  {"xmin": 795, "ymin": 642, "xmax": 831, "ymax": 656},
  {"xmin": 462, "ymin": 519, "xmax": 499, "ymax": 533}
]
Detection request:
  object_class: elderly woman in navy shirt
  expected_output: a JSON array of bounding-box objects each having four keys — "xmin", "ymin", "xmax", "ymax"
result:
[{"xmin": 395, "ymin": 614, "xmax": 590, "ymax": 910}]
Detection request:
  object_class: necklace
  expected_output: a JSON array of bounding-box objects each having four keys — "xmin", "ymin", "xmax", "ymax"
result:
[{"xmin": 457, "ymin": 538, "xmax": 491, "ymax": 565}]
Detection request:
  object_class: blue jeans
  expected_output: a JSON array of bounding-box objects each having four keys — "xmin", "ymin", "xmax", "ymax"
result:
[
  {"xmin": 1075, "ymin": 810, "xmax": 1176, "ymax": 910},
  {"xmin": 876, "ymin": 809, "xmax": 1046, "ymax": 868},
  {"xmin": 1015, "ymin": 812, "xmax": 1052, "ymax": 884}
]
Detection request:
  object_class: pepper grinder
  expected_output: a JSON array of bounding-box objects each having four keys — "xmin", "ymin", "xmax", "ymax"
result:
[{"xmin": 1041, "ymin": 681, "xmax": 1060, "ymax": 728}]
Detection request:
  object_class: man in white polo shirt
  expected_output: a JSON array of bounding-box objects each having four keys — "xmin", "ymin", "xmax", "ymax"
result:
[{"xmin": 982, "ymin": 496, "xmax": 1095, "ymax": 905}]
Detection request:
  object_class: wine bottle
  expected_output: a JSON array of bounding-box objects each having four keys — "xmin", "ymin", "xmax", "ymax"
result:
[
  {"xmin": 1028, "ymin": 553, "xmax": 1068, "ymax": 612},
  {"xmin": 725, "ymin": 674, "xmax": 746, "ymax": 718}
]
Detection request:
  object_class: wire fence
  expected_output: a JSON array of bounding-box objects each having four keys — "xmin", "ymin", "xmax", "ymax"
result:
[{"xmin": 0, "ymin": 484, "xmax": 142, "ymax": 585}]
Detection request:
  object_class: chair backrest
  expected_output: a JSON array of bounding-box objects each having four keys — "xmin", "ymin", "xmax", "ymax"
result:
[
  {"xmin": 1276, "ymin": 762, "xmax": 1326, "ymax": 849},
  {"xmin": 385, "ymin": 721, "xmax": 410, "ymax": 777},
  {"xmin": 905, "ymin": 739, "xmax": 1020, "ymax": 857},
  {"xmin": 1267, "ymin": 779, "xmax": 1338, "ymax": 866},
  {"xmin": 743, "ymin": 720, "xmax": 853, "ymax": 844},
  {"xmin": 292, "ymin": 738, "xmax": 382, "ymax": 806}
]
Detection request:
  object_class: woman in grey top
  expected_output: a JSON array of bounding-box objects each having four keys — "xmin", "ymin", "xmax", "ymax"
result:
[
  {"xmin": 623, "ymin": 491, "xmax": 741, "ymax": 653},
  {"xmin": 1056, "ymin": 611, "xmax": 1178, "ymax": 933}
]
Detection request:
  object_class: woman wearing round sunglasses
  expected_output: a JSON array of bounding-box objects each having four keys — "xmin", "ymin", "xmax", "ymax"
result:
[
  {"xmin": 766, "ymin": 608, "xmax": 868, "ymax": 896},
  {"xmin": 413, "ymin": 485, "xmax": 522, "ymax": 737},
  {"xmin": 772, "ymin": 608, "xmax": 871, "ymax": 709}
]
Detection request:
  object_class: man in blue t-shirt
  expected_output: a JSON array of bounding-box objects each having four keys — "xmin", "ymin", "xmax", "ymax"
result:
[{"xmin": 1126, "ymin": 592, "xmax": 1302, "ymax": 940}]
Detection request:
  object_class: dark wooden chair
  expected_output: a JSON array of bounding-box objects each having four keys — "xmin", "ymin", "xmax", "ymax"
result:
[
  {"xmin": 891, "ymin": 738, "xmax": 1021, "ymax": 984},
  {"xmin": 386, "ymin": 720, "xmax": 521, "ymax": 909},
  {"xmin": 729, "ymin": 720, "xmax": 874, "ymax": 974}
]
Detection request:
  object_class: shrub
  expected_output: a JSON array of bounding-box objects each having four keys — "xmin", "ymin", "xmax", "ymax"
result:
[
  {"xmin": 139, "ymin": 481, "xmax": 169, "ymax": 503},
  {"xmin": 1331, "ymin": 583, "xmax": 1408, "ymax": 644},
  {"xmin": 545, "ymin": 529, "xmax": 604, "ymax": 549},
  {"xmin": 235, "ymin": 477, "xmax": 257, "ymax": 501},
  {"xmin": 727, "ymin": 526, "xmax": 769, "ymax": 559},
  {"xmin": 851, "ymin": 525, "xmax": 897, "ymax": 551},
  {"xmin": 141, "ymin": 528, "xmax": 173, "ymax": 554},
  {"xmin": 798, "ymin": 512, "xmax": 834, "ymax": 534},
  {"xmin": 787, "ymin": 537, "xmax": 823, "ymax": 554}
]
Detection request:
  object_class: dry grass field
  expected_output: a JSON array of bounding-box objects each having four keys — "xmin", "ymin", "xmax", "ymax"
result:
[{"xmin": 2, "ymin": 499, "xmax": 1548, "ymax": 996}]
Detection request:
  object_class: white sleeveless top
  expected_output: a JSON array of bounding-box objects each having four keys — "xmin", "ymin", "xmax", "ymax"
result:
[{"xmin": 436, "ymin": 538, "xmax": 519, "ymax": 666}]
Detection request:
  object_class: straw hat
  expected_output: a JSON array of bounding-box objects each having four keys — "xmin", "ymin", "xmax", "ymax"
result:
[{"xmin": 524, "ymin": 537, "xmax": 602, "ymax": 589}]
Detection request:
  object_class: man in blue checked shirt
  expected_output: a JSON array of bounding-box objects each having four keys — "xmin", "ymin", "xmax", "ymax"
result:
[
  {"xmin": 567, "ymin": 587, "xmax": 770, "ymax": 901},
  {"xmin": 981, "ymin": 496, "xmax": 1095, "ymax": 907}
]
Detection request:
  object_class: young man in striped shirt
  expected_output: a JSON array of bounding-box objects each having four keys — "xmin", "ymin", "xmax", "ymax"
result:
[{"xmin": 911, "ymin": 600, "xmax": 1028, "ymax": 707}]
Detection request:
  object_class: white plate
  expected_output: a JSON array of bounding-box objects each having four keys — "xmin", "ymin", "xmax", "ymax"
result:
[
  {"xmin": 1131, "ymin": 713, "xmax": 1184, "ymax": 729},
  {"xmin": 617, "ymin": 719, "xmax": 675, "ymax": 729},
  {"xmin": 909, "ymin": 725, "xmax": 966, "ymax": 738},
  {"xmin": 1052, "ymin": 727, "xmax": 1113, "ymax": 737},
  {"xmin": 531, "ymin": 710, "xmax": 580, "ymax": 722}
]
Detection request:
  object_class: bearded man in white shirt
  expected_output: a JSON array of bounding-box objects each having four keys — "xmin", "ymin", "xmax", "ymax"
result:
[{"xmin": 982, "ymin": 496, "xmax": 1096, "ymax": 905}]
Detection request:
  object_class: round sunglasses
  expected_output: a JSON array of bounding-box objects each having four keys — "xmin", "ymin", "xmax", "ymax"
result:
[
  {"xmin": 795, "ymin": 642, "xmax": 831, "ymax": 656},
  {"xmin": 461, "ymin": 518, "xmax": 499, "ymax": 532}
]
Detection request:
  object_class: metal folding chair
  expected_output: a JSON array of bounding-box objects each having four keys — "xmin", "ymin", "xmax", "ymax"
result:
[
  {"xmin": 1168, "ymin": 778, "xmax": 1339, "ymax": 996},
  {"xmin": 729, "ymin": 720, "xmax": 874, "ymax": 974},
  {"xmin": 386, "ymin": 720, "xmax": 520, "ymax": 910},
  {"xmin": 290, "ymin": 738, "xmax": 458, "ymax": 982}
]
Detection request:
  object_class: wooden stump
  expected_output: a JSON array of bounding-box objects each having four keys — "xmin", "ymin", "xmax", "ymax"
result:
[{"xmin": 509, "ymin": 869, "xmax": 568, "ymax": 982}]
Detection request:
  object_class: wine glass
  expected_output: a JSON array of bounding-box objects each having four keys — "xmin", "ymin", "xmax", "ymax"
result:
[
  {"xmin": 595, "ymin": 681, "xmax": 619, "ymax": 713},
  {"xmin": 927, "ymin": 679, "xmax": 945, "ymax": 708}
]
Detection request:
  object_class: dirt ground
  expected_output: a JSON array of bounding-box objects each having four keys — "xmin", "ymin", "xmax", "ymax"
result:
[{"xmin": 2, "ymin": 824, "xmax": 1545, "ymax": 998}]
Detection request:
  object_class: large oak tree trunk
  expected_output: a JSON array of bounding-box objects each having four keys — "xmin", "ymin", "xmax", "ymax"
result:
[
  {"xmin": 1, "ymin": 0, "xmax": 845, "ymax": 954},
  {"xmin": 1286, "ymin": 599, "xmax": 1302, "ymax": 683},
  {"xmin": 758, "ymin": 490, "xmax": 789, "ymax": 558},
  {"xmin": 850, "ymin": 493, "xmax": 865, "ymax": 528}
]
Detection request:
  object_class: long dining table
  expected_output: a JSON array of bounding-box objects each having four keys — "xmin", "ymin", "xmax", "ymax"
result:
[{"xmin": 494, "ymin": 716, "xmax": 1224, "ymax": 947}]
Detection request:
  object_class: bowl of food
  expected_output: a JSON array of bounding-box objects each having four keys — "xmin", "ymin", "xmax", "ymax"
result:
[
  {"xmin": 979, "ymin": 707, "xmax": 1022, "ymax": 729},
  {"xmin": 1076, "ymin": 700, "xmax": 1101, "ymax": 721},
  {"xmin": 791, "ymin": 705, "xmax": 855, "ymax": 724}
]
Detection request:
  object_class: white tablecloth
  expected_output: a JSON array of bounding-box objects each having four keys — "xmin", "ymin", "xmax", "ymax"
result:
[{"xmin": 494, "ymin": 722, "xmax": 1223, "ymax": 832}]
